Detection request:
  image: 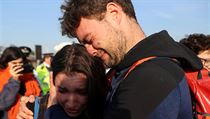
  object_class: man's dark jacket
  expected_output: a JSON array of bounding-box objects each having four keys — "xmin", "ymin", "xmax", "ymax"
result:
[{"xmin": 104, "ymin": 30, "xmax": 202, "ymax": 119}]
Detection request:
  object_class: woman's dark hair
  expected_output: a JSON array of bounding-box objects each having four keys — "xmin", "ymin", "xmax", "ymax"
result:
[
  {"xmin": 51, "ymin": 43, "xmax": 107, "ymax": 119},
  {"xmin": 0, "ymin": 46, "xmax": 26, "ymax": 69},
  {"xmin": 180, "ymin": 34, "xmax": 210, "ymax": 54},
  {"xmin": 60, "ymin": 0, "xmax": 137, "ymax": 38}
]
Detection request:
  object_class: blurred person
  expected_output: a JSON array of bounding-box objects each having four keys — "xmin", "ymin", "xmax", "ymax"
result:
[
  {"xmin": 59, "ymin": 0, "xmax": 202, "ymax": 119},
  {"xmin": 16, "ymin": 44, "xmax": 107, "ymax": 119},
  {"xmin": 19, "ymin": 46, "xmax": 32, "ymax": 59},
  {"xmin": 19, "ymin": 46, "xmax": 36, "ymax": 68},
  {"xmin": 0, "ymin": 46, "xmax": 41, "ymax": 119},
  {"xmin": 180, "ymin": 34, "xmax": 210, "ymax": 72},
  {"xmin": 180, "ymin": 34, "xmax": 210, "ymax": 118},
  {"xmin": 35, "ymin": 53, "xmax": 53, "ymax": 95}
]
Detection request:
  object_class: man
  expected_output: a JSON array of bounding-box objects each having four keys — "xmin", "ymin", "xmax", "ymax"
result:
[
  {"xmin": 35, "ymin": 53, "xmax": 53, "ymax": 95},
  {"xmin": 60, "ymin": 0, "xmax": 202, "ymax": 119},
  {"xmin": 17, "ymin": 0, "xmax": 202, "ymax": 119}
]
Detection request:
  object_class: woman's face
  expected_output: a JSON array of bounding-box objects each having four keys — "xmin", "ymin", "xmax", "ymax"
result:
[
  {"xmin": 198, "ymin": 49, "xmax": 210, "ymax": 71},
  {"xmin": 8, "ymin": 58, "xmax": 23, "ymax": 67},
  {"xmin": 55, "ymin": 72, "xmax": 88, "ymax": 117}
]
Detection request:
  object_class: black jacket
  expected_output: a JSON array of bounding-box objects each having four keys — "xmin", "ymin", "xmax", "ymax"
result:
[{"xmin": 104, "ymin": 30, "xmax": 202, "ymax": 119}]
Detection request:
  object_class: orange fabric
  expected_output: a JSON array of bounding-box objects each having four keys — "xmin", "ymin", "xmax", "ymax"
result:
[
  {"xmin": 0, "ymin": 67, "xmax": 41, "ymax": 119},
  {"xmin": 19, "ymin": 73, "xmax": 41, "ymax": 96},
  {"xmin": 0, "ymin": 67, "xmax": 11, "ymax": 92},
  {"xmin": 7, "ymin": 95, "xmax": 21, "ymax": 119}
]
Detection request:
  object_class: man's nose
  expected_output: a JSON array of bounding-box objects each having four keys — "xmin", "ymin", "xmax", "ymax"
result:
[{"xmin": 85, "ymin": 44, "xmax": 97, "ymax": 56}]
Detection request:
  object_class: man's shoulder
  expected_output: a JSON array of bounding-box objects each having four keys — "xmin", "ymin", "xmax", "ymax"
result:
[{"xmin": 123, "ymin": 58, "xmax": 184, "ymax": 87}]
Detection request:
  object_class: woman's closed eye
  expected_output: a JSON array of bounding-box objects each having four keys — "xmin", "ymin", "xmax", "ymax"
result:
[
  {"xmin": 77, "ymin": 89, "xmax": 87, "ymax": 95},
  {"xmin": 58, "ymin": 87, "xmax": 68, "ymax": 93}
]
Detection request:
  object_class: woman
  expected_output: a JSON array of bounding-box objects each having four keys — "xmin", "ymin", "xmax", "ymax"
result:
[
  {"xmin": 16, "ymin": 44, "xmax": 108, "ymax": 119},
  {"xmin": 44, "ymin": 44, "xmax": 107, "ymax": 119},
  {"xmin": 0, "ymin": 46, "xmax": 41, "ymax": 119},
  {"xmin": 43, "ymin": 44, "xmax": 108, "ymax": 119}
]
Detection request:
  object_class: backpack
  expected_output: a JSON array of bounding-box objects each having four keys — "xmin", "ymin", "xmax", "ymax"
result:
[
  {"xmin": 185, "ymin": 69, "xmax": 210, "ymax": 119},
  {"xmin": 123, "ymin": 57, "xmax": 210, "ymax": 119}
]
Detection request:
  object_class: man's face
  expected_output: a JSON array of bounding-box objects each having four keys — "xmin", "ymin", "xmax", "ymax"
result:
[
  {"xmin": 46, "ymin": 56, "xmax": 52, "ymax": 65},
  {"xmin": 76, "ymin": 17, "xmax": 126, "ymax": 68},
  {"xmin": 198, "ymin": 49, "xmax": 210, "ymax": 71}
]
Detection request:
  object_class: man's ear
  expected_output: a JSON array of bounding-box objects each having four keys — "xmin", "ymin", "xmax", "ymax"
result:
[{"xmin": 106, "ymin": 2, "xmax": 123, "ymax": 25}]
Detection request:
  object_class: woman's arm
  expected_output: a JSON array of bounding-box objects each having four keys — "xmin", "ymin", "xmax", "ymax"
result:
[{"xmin": 0, "ymin": 78, "xmax": 20, "ymax": 110}]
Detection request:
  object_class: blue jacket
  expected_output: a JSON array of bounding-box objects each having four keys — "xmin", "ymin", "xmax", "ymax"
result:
[{"xmin": 44, "ymin": 104, "xmax": 72, "ymax": 119}]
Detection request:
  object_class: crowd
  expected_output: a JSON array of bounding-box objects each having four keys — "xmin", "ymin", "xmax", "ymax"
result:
[{"xmin": 0, "ymin": 0, "xmax": 209, "ymax": 119}]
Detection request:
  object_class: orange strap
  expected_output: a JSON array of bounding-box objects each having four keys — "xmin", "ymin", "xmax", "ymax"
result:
[
  {"xmin": 106, "ymin": 56, "xmax": 156, "ymax": 89},
  {"xmin": 124, "ymin": 56, "xmax": 156, "ymax": 79}
]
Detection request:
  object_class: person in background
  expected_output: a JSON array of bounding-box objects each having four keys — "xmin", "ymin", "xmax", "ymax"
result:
[
  {"xmin": 19, "ymin": 46, "xmax": 32, "ymax": 60},
  {"xmin": 0, "ymin": 46, "xmax": 41, "ymax": 119},
  {"xmin": 19, "ymin": 46, "xmax": 37, "ymax": 68},
  {"xmin": 180, "ymin": 34, "xmax": 210, "ymax": 119},
  {"xmin": 59, "ymin": 0, "xmax": 202, "ymax": 119},
  {"xmin": 16, "ymin": 44, "xmax": 108, "ymax": 119},
  {"xmin": 180, "ymin": 34, "xmax": 210, "ymax": 72},
  {"xmin": 36, "ymin": 53, "xmax": 53, "ymax": 95}
]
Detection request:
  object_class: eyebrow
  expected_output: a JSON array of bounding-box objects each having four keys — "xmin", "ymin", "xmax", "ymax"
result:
[
  {"xmin": 75, "ymin": 87, "xmax": 87, "ymax": 91},
  {"xmin": 57, "ymin": 85, "xmax": 87, "ymax": 90}
]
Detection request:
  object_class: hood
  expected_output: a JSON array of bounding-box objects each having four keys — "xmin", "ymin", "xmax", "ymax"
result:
[{"xmin": 116, "ymin": 30, "xmax": 202, "ymax": 71}]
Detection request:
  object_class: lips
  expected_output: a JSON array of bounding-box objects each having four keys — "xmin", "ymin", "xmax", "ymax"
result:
[
  {"xmin": 66, "ymin": 108, "xmax": 79, "ymax": 115},
  {"xmin": 68, "ymin": 109, "xmax": 78, "ymax": 113}
]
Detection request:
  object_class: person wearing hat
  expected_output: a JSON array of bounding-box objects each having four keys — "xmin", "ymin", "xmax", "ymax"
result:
[
  {"xmin": 19, "ymin": 46, "xmax": 32, "ymax": 58},
  {"xmin": 35, "ymin": 53, "xmax": 53, "ymax": 96},
  {"xmin": 0, "ymin": 46, "xmax": 41, "ymax": 119}
]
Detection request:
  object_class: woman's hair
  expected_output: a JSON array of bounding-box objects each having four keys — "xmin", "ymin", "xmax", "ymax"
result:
[
  {"xmin": 51, "ymin": 43, "xmax": 107, "ymax": 119},
  {"xmin": 0, "ymin": 46, "xmax": 25, "ymax": 69},
  {"xmin": 59, "ymin": 0, "xmax": 137, "ymax": 38},
  {"xmin": 179, "ymin": 34, "xmax": 210, "ymax": 54}
]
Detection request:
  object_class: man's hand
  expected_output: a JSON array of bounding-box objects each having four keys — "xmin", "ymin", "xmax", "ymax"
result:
[
  {"xmin": 16, "ymin": 95, "xmax": 35, "ymax": 119},
  {"xmin": 47, "ymin": 71, "xmax": 57, "ymax": 107}
]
